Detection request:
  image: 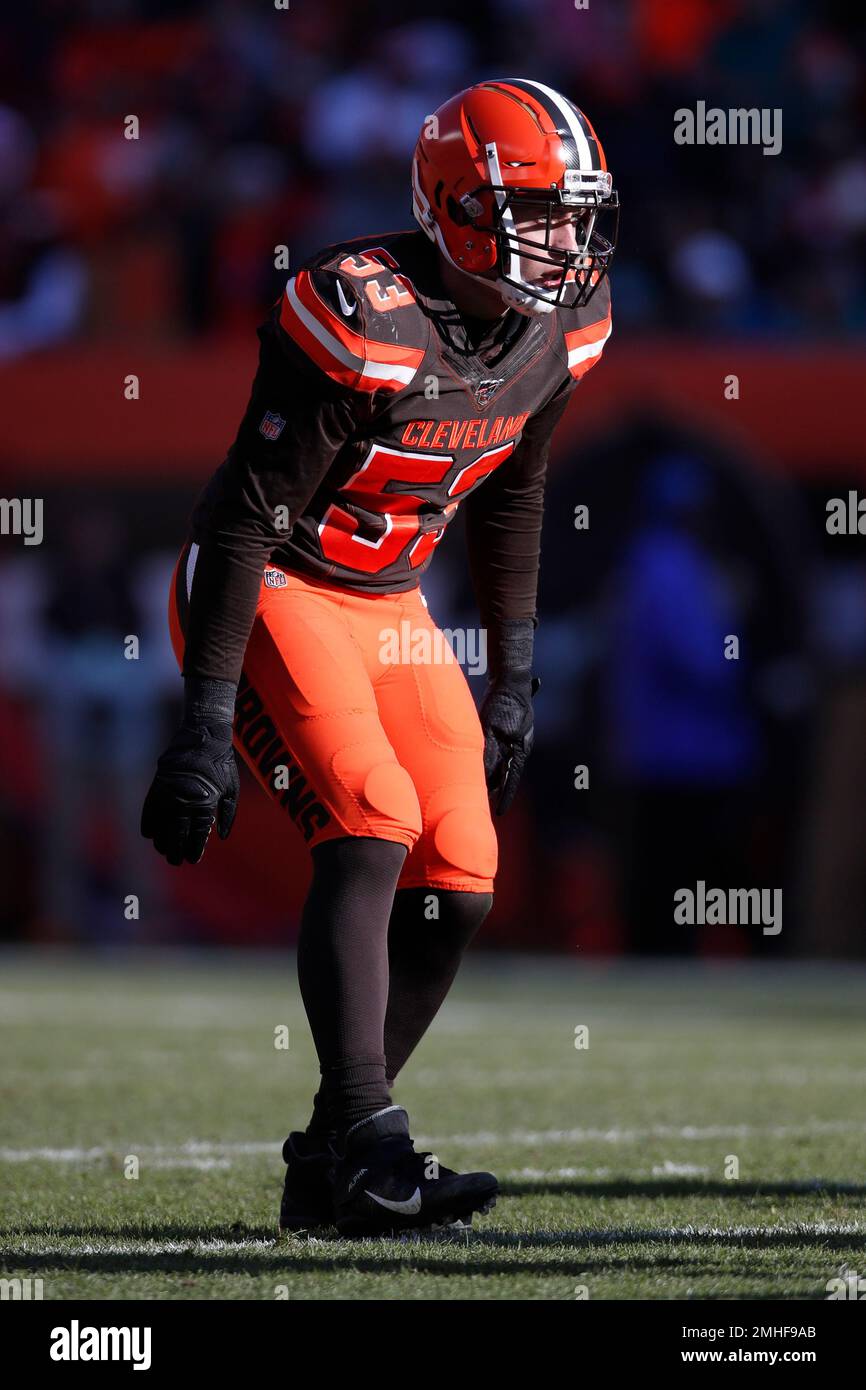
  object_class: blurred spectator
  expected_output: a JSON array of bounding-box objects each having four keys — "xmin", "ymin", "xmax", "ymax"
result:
[
  {"xmin": 2, "ymin": 508, "xmax": 172, "ymax": 939},
  {"xmin": 604, "ymin": 456, "xmax": 762, "ymax": 954},
  {"xmin": 0, "ymin": 106, "xmax": 87, "ymax": 358}
]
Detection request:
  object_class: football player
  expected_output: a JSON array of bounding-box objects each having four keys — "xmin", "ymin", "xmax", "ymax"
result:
[{"xmin": 142, "ymin": 79, "xmax": 616, "ymax": 1237}]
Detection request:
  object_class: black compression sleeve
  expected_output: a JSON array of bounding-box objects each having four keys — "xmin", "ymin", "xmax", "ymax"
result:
[
  {"xmin": 181, "ymin": 309, "xmax": 357, "ymax": 685},
  {"xmin": 464, "ymin": 380, "xmax": 572, "ymax": 631}
]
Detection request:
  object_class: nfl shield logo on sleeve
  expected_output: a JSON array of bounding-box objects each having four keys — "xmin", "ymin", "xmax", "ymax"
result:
[{"xmin": 259, "ymin": 411, "xmax": 286, "ymax": 441}]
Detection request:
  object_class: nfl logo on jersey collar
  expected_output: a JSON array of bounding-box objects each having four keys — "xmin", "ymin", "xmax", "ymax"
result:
[{"xmin": 475, "ymin": 377, "xmax": 505, "ymax": 409}]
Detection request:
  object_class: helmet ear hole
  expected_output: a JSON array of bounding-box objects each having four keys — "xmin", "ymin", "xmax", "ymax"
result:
[
  {"xmin": 458, "ymin": 234, "xmax": 497, "ymax": 274},
  {"xmin": 444, "ymin": 192, "xmax": 497, "ymax": 273},
  {"xmin": 445, "ymin": 194, "xmax": 469, "ymax": 227}
]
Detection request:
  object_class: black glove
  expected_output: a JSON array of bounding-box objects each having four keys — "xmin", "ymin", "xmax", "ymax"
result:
[
  {"xmin": 141, "ymin": 678, "xmax": 239, "ymax": 866},
  {"xmin": 479, "ymin": 618, "xmax": 540, "ymax": 816}
]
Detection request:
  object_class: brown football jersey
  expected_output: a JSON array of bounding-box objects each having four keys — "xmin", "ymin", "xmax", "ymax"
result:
[{"xmin": 184, "ymin": 229, "xmax": 611, "ymax": 684}]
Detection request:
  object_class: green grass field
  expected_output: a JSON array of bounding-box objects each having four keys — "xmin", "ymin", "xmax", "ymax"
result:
[{"xmin": 1, "ymin": 950, "xmax": 865, "ymax": 1300}]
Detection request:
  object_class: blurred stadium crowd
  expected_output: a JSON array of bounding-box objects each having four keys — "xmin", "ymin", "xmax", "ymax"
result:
[
  {"xmin": 2, "ymin": 0, "xmax": 865, "ymax": 350},
  {"xmin": 1, "ymin": 0, "xmax": 866, "ymax": 350},
  {"xmin": 1, "ymin": 0, "xmax": 866, "ymax": 954}
]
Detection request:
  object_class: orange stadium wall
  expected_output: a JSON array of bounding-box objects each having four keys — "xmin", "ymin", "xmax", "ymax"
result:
[{"xmin": 2, "ymin": 342, "xmax": 865, "ymax": 480}]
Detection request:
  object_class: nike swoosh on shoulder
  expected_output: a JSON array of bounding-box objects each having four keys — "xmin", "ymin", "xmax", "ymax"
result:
[
  {"xmin": 364, "ymin": 1186, "xmax": 422, "ymax": 1215},
  {"xmin": 336, "ymin": 281, "xmax": 357, "ymax": 317}
]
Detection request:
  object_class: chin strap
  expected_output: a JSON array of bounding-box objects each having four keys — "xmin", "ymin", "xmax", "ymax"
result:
[{"xmin": 498, "ymin": 282, "xmax": 558, "ymax": 317}]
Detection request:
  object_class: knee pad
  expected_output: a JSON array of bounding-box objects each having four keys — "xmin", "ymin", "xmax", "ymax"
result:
[
  {"xmin": 427, "ymin": 785, "xmax": 498, "ymax": 886},
  {"xmin": 332, "ymin": 742, "xmax": 422, "ymax": 843}
]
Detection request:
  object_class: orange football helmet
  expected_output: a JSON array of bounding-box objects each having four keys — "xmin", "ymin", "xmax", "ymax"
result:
[{"xmin": 412, "ymin": 78, "xmax": 618, "ymax": 316}]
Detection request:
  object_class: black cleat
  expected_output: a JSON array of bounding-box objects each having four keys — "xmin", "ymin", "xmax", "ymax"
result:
[
  {"xmin": 331, "ymin": 1105, "xmax": 498, "ymax": 1238},
  {"xmin": 278, "ymin": 1132, "xmax": 335, "ymax": 1234}
]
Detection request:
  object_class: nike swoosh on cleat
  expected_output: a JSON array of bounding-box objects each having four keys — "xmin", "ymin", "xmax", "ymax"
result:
[
  {"xmin": 336, "ymin": 282, "xmax": 357, "ymax": 317},
  {"xmin": 364, "ymin": 1186, "xmax": 422, "ymax": 1216}
]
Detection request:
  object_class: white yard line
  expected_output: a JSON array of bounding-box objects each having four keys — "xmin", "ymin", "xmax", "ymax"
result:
[
  {"xmin": 2, "ymin": 1119, "xmax": 865, "ymax": 1165},
  {"xmin": 420, "ymin": 1119, "xmax": 866, "ymax": 1147},
  {"xmin": 15, "ymin": 1223, "xmax": 866, "ymax": 1257},
  {"xmin": 0, "ymin": 1143, "xmax": 278, "ymax": 1162}
]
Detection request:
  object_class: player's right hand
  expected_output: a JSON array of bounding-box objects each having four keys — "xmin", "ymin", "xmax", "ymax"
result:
[{"xmin": 141, "ymin": 721, "xmax": 239, "ymax": 866}]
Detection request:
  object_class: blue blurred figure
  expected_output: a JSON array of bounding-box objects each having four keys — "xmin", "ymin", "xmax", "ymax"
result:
[{"xmin": 606, "ymin": 455, "xmax": 762, "ymax": 954}]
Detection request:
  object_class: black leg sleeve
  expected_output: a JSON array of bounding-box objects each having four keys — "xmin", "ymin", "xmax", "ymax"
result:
[
  {"xmin": 297, "ymin": 836, "xmax": 407, "ymax": 1139},
  {"xmin": 384, "ymin": 887, "xmax": 493, "ymax": 1087}
]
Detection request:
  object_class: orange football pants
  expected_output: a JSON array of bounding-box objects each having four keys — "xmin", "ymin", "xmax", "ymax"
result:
[{"xmin": 168, "ymin": 543, "xmax": 497, "ymax": 892}]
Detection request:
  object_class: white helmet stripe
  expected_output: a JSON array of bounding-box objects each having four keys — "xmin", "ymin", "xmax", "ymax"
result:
[
  {"xmin": 411, "ymin": 155, "xmax": 435, "ymax": 233},
  {"xmin": 412, "ymin": 154, "xmax": 465, "ymax": 274},
  {"xmin": 518, "ymin": 78, "xmax": 594, "ymax": 171}
]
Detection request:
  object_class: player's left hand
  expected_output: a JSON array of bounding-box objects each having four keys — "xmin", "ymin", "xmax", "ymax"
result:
[{"xmin": 479, "ymin": 674, "xmax": 540, "ymax": 815}]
